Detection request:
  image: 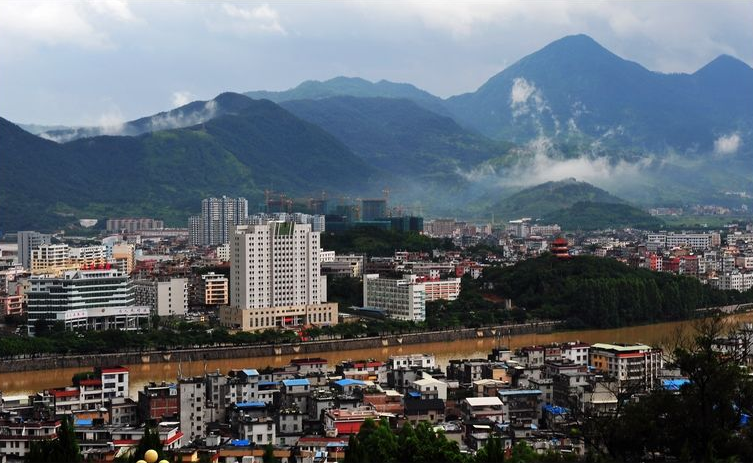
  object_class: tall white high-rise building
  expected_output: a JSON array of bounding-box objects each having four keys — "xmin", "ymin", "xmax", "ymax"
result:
[
  {"xmin": 220, "ymin": 222, "xmax": 337, "ymax": 331},
  {"xmin": 188, "ymin": 196, "xmax": 248, "ymax": 246}
]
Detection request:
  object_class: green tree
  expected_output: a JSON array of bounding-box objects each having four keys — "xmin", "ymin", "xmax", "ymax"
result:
[
  {"xmin": 128, "ymin": 427, "xmax": 165, "ymax": 463},
  {"xmin": 262, "ymin": 444, "xmax": 278, "ymax": 463},
  {"xmin": 475, "ymin": 436, "xmax": 505, "ymax": 463},
  {"xmin": 26, "ymin": 417, "xmax": 82, "ymax": 463}
]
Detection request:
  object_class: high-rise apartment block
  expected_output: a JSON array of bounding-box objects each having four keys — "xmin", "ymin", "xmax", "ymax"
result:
[
  {"xmin": 17, "ymin": 231, "xmax": 51, "ymax": 269},
  {"xmin": 219, "ymin": 222, "xmax": 337, "ymax": 331},
  {"xmin": 189, "ymin": 196, "xmax": 248, "ymax": 246}
]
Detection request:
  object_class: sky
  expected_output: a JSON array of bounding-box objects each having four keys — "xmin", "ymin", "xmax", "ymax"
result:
[{"xmin": 1, "ymin": 1, "xmax": 752, "ymax": 126}]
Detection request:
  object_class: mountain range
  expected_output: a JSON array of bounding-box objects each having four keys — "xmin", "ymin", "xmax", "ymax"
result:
[{"xmin": 2, "ymin": 34, "xmax": 752, "ymax": 232}]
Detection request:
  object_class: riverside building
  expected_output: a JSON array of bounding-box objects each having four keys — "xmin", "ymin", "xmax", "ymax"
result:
[
  {"xmin": 26, "ymin": 268, "xmax": 149, "ymax": 334},
  {"xmin": 219, "ymin": 222, "xmax": 337, "ymax": 332}
]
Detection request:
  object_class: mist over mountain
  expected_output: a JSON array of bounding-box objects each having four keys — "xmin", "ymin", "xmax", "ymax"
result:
[
  {"xmin": 5, "ymin": 34, "xmax": 752, "ymax": 230},
  {"xmin": 38, "ymin": 92, "xmax": 260, "ymax": 143},
  {"xmin": 445, "ymin": 34, "xmax": 753, "ymax": 154}
]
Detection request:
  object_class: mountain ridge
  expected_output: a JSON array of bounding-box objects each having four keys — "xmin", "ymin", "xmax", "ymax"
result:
[{"xmin": 0, "ymin": 99, "xmax": 378, "ymax": 231}]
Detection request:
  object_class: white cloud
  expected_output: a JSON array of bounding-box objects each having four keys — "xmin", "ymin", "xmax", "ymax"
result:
[
  {"xmin": 171, "ymin": 91, "xmax": 195, "ymax": 108},
  {"xmin": 148, "ymin": 100, "xmax": 218, "ymax": 131},
  {"xmin": 510, "ymin": 77, "xmax": 536, "ymax": 105},
  {"xmin": 87, "ymin": 0, "xmax": 138, "ymax": 23},
  {"xmin": 217, "ymin": 3, "xmax": 286, "ymax": 35},
  {"xmin": 714, "ymin": 133, "xmax": 742, "ymax": 156},
  {"xmin": 0, "ymin": 2, "xmax": 110, "ymax": 49},
  {"xmin": 0, "ymin": 1, "xmax": 141, "ymax": 51},
  {"xmin": 97, "ymin": 109, "xmax": 126, "ymax": 135},
  {"xmin": 458, "ymin": 136, "xmax": 652, "ymax": 190}
]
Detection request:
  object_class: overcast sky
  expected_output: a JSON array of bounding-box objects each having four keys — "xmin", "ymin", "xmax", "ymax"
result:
[{"xmin": 2, "ymin": 1, "xmax": 752, "ymax": 126}]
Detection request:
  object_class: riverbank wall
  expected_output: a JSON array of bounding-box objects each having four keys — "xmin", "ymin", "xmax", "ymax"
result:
[{"xmin": 0, "ymin": 322, "xmax": 559, "ymax": 373}]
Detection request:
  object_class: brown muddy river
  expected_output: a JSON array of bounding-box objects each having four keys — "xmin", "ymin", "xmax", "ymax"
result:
[{"xmin": 2, "ymin": 314, "xmax": 751, "ymax": 398}]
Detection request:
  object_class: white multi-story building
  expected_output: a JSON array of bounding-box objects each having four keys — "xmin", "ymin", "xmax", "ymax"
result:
[
  {"xmin": 718, "ymin": 271, "xmax": 753, "ymax": 292},
  {"xmin": 647, "ymin": 232, "xmax": 720, "ymax": 250},
  {"xmin": 135, "ymin": 278, "xmax": 188, "ymax": 317},
  {"xmin": 220, "ymin": 222, "xmax": 337, "ymax": 331},
  {"xmin": 561, "ymin": 342, "xmax": 590, "ymax": 365},
  {"xmin": 27, "ymin": 269, "xmax": 149, "ymax": 334},
  {"xmin": 189, "ymin": 196, "xmax": 248, "ymax": 246},
  {"xmin": 530, "ymin": 224, "xmax": 561, "ymax": 237},
  {"xmin": 178, "ymin": 377, "xmax": 208, "ymax": 442},
  {"xmin": 0, "ymin": 419, "xmax": 59, "ymax": 458},
  {"xmin": 590, "ymin": 343, "xmax": 663, "ymax": 390},
  {"xmin": 363, "ymin": 274, "xmax": 426, "ymax": 321},
  {"xmin": 69, "ymin": 245, "xmax": 108, "ymax": 266},
  {"xmin": 106, "ymin": 218, "xmax": 164, "ymax": 232},
  {"xmin": 389, "ymin": 353, "xmax": 436, "ymax": 370},
  {"xmin": 100, "ymin": 366, "xmax": 130, "ymax": 400}
]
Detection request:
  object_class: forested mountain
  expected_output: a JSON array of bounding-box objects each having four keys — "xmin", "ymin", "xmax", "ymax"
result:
[
  {"xmin": 245, "ymin": 76, "xmax": 448, "ymax": 115},
  {"xmin": 0, "ymin": 100, "xmax": 376, "ymax": 231},
  {"xmin": 38, "ymin": 92, "xmax": 259, "ymax": 143},
  {"xmin": 281, "ymin": 96, "xmax": 512, "ymax": 180}
]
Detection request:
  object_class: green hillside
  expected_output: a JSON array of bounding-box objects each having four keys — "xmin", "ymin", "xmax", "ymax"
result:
[
  {"xmin": 0, "ymin": 99, "xmax": 377, "ymax": 232},
  {"xmin": 543, "ymin": 201, "xmax": 663, "ymax": 230},
  {"xmin": 489, "ymin": 178, "xmax": 625, "ymax": 220},
  {"xmin": 281, "ymin": 96, "xmax": 513, "ymax": 182},
  {"xmin": 480, "ymin": 254, "xmax": 753, "ymax": 328}
]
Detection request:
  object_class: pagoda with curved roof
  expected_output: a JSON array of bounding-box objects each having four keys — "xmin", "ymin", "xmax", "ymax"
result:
[{"xmin": 551, "ymin": 237, "xmax": 571, "ymax": 259}]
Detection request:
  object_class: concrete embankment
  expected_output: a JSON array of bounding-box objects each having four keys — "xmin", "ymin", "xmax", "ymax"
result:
[{"xmin": 0, "ymin": 322, "xmax": 559, "ymax": 373}]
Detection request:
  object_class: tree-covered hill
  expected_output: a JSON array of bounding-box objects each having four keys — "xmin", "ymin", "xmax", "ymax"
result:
[
  {"xmin": 542, "ymin": 201, "xmax": 664, "ymax": 230},
  {"xmin": 480, "ymin": 255, "xmax": 753, "ymax": 328},
  {"xmin": 488, "ymin": 178, "xmax": 626, "ymax": 221}
]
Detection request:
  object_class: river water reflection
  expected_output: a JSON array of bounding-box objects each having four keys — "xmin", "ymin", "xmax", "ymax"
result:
[{"xmin": 2, "ymin": 314, "xmax": 751, "ymax": 398}]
